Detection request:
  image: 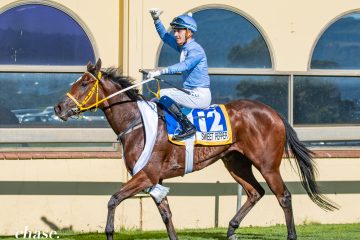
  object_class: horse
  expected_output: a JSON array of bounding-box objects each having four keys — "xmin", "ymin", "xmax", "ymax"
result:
[{"xmin": 54, "ymin": 59, "xmax": 337, "ymax": 240}]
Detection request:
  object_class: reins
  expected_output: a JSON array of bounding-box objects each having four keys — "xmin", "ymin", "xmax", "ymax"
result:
[
  {"xmin": 66, "ymin": 69, "xmax": 191, "ymax": 116},
  {"xmin": 66, "ymin": 71, "xmax": 156, "ymax": 113},
  {"xmin": 139, "ymin": 69, "xmax": 191, "ymax": 95}
]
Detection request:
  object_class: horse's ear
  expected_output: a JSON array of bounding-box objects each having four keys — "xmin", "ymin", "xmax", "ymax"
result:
[
  {"xmin": 87, "ymin": 61, "xmax": 94, "ymax": 72},
  {"xmin": 95, "ymin": 59, "xmax": 102, "ymax": 72}
]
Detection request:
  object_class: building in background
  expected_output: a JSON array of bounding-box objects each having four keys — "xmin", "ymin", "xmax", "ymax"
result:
[{"xmin": 0, "ymin": 0, "xmax": 359, "ymax": 235}]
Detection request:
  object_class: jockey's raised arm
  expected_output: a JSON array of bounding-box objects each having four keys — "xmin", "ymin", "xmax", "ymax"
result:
[{"xmin": 148, "ymin": 8, "xmax": 211, "ymax": 140}]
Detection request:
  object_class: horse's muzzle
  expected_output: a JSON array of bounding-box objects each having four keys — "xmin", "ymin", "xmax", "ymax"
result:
[
  {"xmin": 54, "ymin": 97, "xmax": 78, "ymax": 121},
  {"xmin": 54, "ymin": 103, "xmax": 68, "ymax": 121}
]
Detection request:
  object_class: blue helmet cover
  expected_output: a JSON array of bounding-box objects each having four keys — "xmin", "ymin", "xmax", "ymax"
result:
[{"xmin": 170, "ymin": 13, "xmax": 197, "ymax": 32}]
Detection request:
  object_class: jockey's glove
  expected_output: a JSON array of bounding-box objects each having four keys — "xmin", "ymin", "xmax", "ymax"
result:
[
  {"xmin": 149, "ymin": 8, "xmax": 162, "ymax": 21},
  {"xmin": 147, "ymin": 69, "xmax": 162, "ymax": 79}
]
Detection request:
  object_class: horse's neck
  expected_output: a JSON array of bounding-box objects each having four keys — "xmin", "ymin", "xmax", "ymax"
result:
[
  {"xmin": 102, "ymin": 97, "xmax": 140, "ymax": 136},
  {"xmin": 103, "ymin": 97, "xmax": 145, "ymax": 173}
]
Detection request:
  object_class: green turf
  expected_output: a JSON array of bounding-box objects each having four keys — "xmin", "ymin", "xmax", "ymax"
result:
[{"xmin": 1, "ymin": 223, "xmax": 359, "ymax": 239}]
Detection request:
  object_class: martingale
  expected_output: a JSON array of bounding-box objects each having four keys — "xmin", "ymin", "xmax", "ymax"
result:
[{"xmin": 164, "ymin": 104, "xmax": 232, "ymax": 145}]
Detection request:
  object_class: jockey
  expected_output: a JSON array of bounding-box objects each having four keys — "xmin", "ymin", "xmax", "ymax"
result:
[{"xmin": 148, "ymin": 8, "xmax": 211, "ymax": 140}]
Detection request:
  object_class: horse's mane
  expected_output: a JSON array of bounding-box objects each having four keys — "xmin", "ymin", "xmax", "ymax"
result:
[{"xmin": 100, "ymin": 67, "xmax": 145, "ymax": 101}]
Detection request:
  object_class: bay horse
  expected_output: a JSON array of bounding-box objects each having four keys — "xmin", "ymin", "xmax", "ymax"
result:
[{"xmin": 54, "ymin": 59, "xmax": 337, "ymax": 240}]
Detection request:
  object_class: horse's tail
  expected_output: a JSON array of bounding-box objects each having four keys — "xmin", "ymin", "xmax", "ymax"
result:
[{"xmin": 281, "ymin": 116, "xmax": 338, "ymax": 211}]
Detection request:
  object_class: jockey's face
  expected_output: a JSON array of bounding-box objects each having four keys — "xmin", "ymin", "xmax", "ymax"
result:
[{"xmin": 173, "ymin": 28, "xmax": 191, "ymax": 46}]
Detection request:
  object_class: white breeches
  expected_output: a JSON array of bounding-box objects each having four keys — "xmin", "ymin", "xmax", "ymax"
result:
[{"xmin": 160, "ymin": 87, "xmax": 211, "ymax": 109}]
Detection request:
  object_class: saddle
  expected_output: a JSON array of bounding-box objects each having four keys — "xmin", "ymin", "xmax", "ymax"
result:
[{"xmin": 163, "ymin": 104, "xmax": 233, "ymax": 146}]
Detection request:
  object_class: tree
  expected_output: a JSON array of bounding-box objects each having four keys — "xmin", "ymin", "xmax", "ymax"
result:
[
  {"xmin": 236, "ymin": 76, "xmax": 288, "ymax": 117},
  {"xmin": 227, "ymin": 36, "xmax": 271, "ymax": 68}
]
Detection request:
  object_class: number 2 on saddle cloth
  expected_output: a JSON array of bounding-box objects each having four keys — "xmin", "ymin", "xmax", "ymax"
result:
[{"xmin": 163, "ymin": 105, "xmax": 233, "ymax": 146}]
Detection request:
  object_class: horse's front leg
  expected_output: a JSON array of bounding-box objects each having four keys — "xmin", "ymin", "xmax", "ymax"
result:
[
  {"xmin": 152, "ymin": 196, "xmax": 178, "ymax": 240},
  {"xmin": 105, "ymin": 171, "xmax": 154, "ymax": 240}
]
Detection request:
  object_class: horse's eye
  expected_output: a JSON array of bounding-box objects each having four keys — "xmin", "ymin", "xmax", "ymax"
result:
[{"xmin": 81, "ymin": 81, "xmax": 87, "ymax": 87}]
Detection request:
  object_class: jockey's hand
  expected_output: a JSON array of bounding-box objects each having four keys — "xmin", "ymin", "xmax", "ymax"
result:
[
  {"xmin": 149, "ymin": 8, "xmax": 162, "ymax": 20},
  {"xmin": 147, "ymin": 69, "xmax": 161, "ymax": 79}
]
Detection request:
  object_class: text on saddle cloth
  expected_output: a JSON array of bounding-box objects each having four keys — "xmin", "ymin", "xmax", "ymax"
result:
[{"xmin": 164, "ymin": 104, "xmax": 233, "ymax": 146}]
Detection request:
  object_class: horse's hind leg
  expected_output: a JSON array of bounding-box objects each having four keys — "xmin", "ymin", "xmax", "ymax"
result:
[
  {"xmin": 152, "ymin": 196, "xmax": 178, "ymax": 240},
  {"xmin": 222, "ymin": 151, "xmax": 265, "ymax": 240},
  {"xmin": 261, "ymin": 169, "xmax": 296, "ymax": 240},
  {"xmin": 105, "ymin": 171, "xmax": 155, "ymax": 240},
  {"xmin": 244, "ymin": 141, "xmax": 297, "ymax": 240}
]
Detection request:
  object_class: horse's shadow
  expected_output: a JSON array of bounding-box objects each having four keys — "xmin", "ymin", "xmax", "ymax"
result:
[{"xmin": 40, "ymin": 216, "xmax": 73, "ymax": 231}]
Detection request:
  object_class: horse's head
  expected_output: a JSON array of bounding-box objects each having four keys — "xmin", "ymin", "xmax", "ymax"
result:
[
  {"xmin": 54, "ymin": 59, "xmax": 107, "ymax": 121},
  {"xmin": 54, "ymin": 59, "xmax": 142, "ymax": 121}
]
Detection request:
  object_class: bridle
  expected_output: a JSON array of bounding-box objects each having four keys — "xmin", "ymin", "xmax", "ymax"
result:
[
  {"xmin": 66, "ymin": 71, "xmax": 104, "ymax": 113},
  {"xmin": 66, "ymin": 71, "xmax": 156, "ymax": 114},
  {"xmin": 65, "ymin": 70, "xmax": 161, "ymax": 139}
]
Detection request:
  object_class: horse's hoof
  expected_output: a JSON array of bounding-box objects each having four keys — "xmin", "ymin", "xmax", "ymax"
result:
[
  {"xmin": 287, "ymin": 234, "xmax": 297, "ymax": 240},
  {"xmin": 228, "ymin": 234, "xmax": 238, "ymax": 240},
  {"xmin": 106, "ymin": 232, "xmax": 114, "ymax": 240}
]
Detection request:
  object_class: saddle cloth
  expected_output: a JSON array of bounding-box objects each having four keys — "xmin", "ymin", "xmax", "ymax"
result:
[{"xmin": 164, "ymin": 104, "xmax": 232, "ymax": 146}]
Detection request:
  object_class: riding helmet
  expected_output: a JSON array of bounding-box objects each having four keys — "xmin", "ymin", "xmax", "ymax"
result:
[{"xmin": 170, "ymin": 12, "xmax": 197, "ymax": 32}]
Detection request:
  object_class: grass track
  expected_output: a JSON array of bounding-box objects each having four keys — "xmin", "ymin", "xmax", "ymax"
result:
[{"xmin": 1, "ymin": 223, "xmax": 359, "ymax": 239}]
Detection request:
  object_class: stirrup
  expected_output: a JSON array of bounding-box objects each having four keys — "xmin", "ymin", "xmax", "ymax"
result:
[{"xmin": 172, "ymin": 127, "xmax": 196, "ymax": 140}]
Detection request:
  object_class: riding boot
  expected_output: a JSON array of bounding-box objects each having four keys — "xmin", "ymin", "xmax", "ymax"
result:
[{"xmin": 167, "ymin": 103, "xmax": 196, "ymax": 140}]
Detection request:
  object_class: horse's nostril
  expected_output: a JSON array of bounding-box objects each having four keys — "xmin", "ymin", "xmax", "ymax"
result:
[{"xmin": 54, "ymin": 105, "xmax": 61, "ymax": 114}]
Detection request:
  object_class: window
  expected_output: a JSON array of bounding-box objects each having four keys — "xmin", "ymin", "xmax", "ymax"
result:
[
  {"xmin": 294, "ymin": 76, "xmax": 360, "ymax": 124},
  {"xmin": 0, "ymin": 3, "xmax": 108, "ymax": 128},
  {"xmin": 159, "ymin": 8, "xmax": 271, "ymax": 68},
  {"xmin": 0, "ymin": 72, "xmax": 108, "ymax": 128},
  {"xmin": 0, "ymin": 3, "xmax": 114, "ymax": 151},
  {"xmin": 311, "ymin": 12, "xmax": 360, "ymax": 69},
  {"xmin": 295, "ymin": 12, "xmax": 360, "ymax": 126},
  {"xmin": 290, "ymin": 11, "xmax": 360, "ymax": 147},
  {"xmin": 0, "ymin": 4, "xmax": 94, "ymax": 65}
]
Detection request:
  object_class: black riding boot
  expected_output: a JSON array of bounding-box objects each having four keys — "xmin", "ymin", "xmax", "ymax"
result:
[{"xmin": 167, "ymin": 103, "xmax": 196, "ymax": 140}]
